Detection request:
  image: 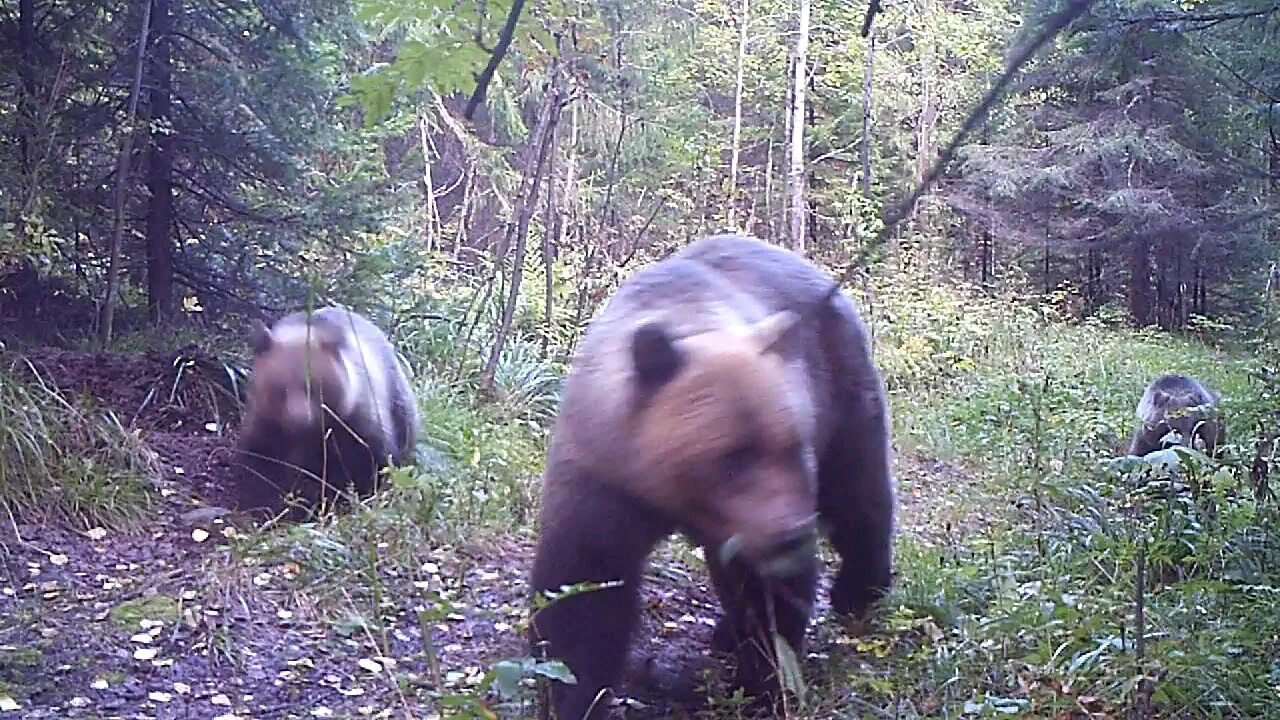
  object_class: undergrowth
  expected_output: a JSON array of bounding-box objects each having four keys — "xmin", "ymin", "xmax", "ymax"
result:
[
  {"xmin": 0, "ymin": 360, "xmax": 158, "ymax": 531},
  {"xmin": 836, "ymin": 262, "xmax": 1280, "ymax": 718},
  {"xmin": 7, "ymin": 254, "xmax": 1278, "ymax": 719}
]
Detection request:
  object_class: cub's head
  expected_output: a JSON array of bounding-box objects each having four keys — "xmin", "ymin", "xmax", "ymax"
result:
[
  {"xmin": 626, "ymin": 310, "xmax": 818, "ymax": 577},
  {"xmin": 245, "ymin": 318, "xmax": 351, "ymax": 437},
  {"xmin": 1138, "ymin": 378, "xmax": 1219, "ymax": 453}
]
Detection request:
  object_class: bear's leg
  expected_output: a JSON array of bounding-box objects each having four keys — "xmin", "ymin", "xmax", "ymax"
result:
[
  {"xmin": 706, "ymin": 554, "xmax": 816, "ymax": 707},
  {"xmin": 529, "ymin": 470, "xmax": 669, "ymax": 720},
  {"xmin": 819, "ymin": 388, "xmax": 895, "ymax": 618}
]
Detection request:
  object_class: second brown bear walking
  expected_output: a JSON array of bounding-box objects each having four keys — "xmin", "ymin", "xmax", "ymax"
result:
[{"xmin": 529, "ymin": 233, "xmax": 896, "ymax": 719}]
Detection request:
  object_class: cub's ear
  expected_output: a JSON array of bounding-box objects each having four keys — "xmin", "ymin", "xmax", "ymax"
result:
[
  {"xmin": 249, "ymin": 321, "xmax": 273, "ymax": 356},
  {"xmin": 750, "ymin": 310, "xmax": 801, "ymax": 353},
  {"xmin": 632, "ymin": 321, "xmax": 683, "ymax": 388}
]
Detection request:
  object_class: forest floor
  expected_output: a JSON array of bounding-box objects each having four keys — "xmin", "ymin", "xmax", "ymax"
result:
[{"xmin": 0, "ymin": 346, "xmax": 1010, "ymax": 720}]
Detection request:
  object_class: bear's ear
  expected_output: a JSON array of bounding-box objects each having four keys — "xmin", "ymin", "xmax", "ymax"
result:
[
  {"xmin": 749, "ymin": 310, "xmax": 801, "ymax": 354},
  {"xmin": 249, "ymin": 321, "xmax": 273, "ymax": 356},
  {"xmin": 631, "ymin": 321, "xmax": 683, "ymax": 388}
]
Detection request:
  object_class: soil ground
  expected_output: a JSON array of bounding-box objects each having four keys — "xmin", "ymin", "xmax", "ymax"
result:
[{"xmin": 0, "ymin": 346, "xmax": 1005, "ymax": 719}]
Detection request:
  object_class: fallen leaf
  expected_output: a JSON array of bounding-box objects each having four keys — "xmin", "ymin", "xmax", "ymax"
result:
[
  {"xmin": 86, "ymin": 528, "xmax": 108, "ymax": 541},
  {"xmin": 133, "ymin": 648, "xmax": 158, "ymax": 661},
  {"xmin": 357, "ymin": 658, "xmax": 383, "ymax": 674},
  {"xmin": 148, "ymin": 691, "xmax": 172, "ymax": 702},
  {"xmin": 50, "ymin": 554, "xmax": 69, "ymax": 566},
  {"xmin": 191, "ymin": 529, "xmax": 210, "ymax": 543},
  {"xmin": 0, "ymin": 696, "xmax": 18, "ymax": 712},
  {"xmin": 210, "ymin": 693, "xmax": 232, "ymax": 706}
]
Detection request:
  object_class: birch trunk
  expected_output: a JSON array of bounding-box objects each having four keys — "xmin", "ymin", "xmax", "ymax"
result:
[
  {"xmin": 727, "ymin": 0, "xmax": 751, "ymax": 230},
  {"xmin": 860, "ymin": 34, "xmax": 875, "ymax": 198},
  {"xmin": 786, "ymin": 0, "xmax": 811, "ymax": 253}
]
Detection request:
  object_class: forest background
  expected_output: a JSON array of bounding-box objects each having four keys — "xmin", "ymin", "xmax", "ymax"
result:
[{"xmin": 1, "ymin": 0, "xmax": 1279, "ymax": 718}]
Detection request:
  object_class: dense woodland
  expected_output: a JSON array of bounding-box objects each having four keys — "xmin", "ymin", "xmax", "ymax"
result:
[{"xmin": 1, "ymin": 0, "xmax": 1279, "ymax": 718}]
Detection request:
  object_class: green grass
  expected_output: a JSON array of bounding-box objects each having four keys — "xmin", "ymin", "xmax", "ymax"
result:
[
  {"xmin": 840, "ymin": 263, "xmax": 1280, "ymax": 719},
  {"xmin": 0, "ymin": 359, "xmax": 158, "ymax": 531}
]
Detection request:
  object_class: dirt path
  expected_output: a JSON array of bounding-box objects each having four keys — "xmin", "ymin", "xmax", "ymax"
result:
[{"xmin": 0, "ymin": 347, "xmax": 1005, "ymax": 719}]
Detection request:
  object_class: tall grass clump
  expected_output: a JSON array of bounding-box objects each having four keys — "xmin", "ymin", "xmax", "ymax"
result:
[{"xmin": 0, "ymin": 360, "xmax": 158, "ymax": 531}]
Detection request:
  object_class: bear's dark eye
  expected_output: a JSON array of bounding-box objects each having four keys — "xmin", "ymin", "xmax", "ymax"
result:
[{"xmin": 720, "ymin": 443, "xmax": 758, "ymax": 478}]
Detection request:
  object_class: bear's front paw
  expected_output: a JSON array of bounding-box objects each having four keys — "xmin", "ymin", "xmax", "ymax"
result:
[{"xmin": 829, "ymin": 568, "xmax": 889, "ymax": 619}]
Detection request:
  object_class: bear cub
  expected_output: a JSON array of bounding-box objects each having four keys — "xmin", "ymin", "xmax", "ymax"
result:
[
  {"xmin": 1130, "ymin": 373, "xmax": 1224, "ymax": 457},
  {"xmin": 236, "ymin": 306, "xmax": 419, "ymax": 516},
  {"xmin": 529, "ymin": 233, "xmax": 896, "ymax": 719}
]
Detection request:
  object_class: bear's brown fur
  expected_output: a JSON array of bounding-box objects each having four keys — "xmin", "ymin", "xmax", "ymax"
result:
[
  {"xmin": 1129, "ymin": 373, "xmax": 1224, "ymax": 457},
  {"xmin": 235, "ymin": 306, "xmax": 419, "ymax": 516},
  {"xmin": 529, "ymin": 233, "xmax": 895, "ymax": 719}
]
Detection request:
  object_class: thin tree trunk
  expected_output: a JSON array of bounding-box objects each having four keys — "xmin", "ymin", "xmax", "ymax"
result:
[
  {"xmin": 913, "ymin": 0, "xmax": 937, "ymax": 224},
  {"xmin": 786, "ymin": 0, "xmax": 811, "ymax": 253},
  {"xmin": 100, "ymin": 0, "xmax": 153, "ymax": 346},
  {"xmin": 860, "ymin": 34, "xmax": 875, "ymax": 198},
  {"xmin": 727, "ymin": 0, "xmax": 751, "ymax": 230},
  {"xmin": 145, "ymin": 0, "xmax": 176, "ymax": 325},
  {"xmin": 455, "ymin": 164, "xmax": 475, "ymax": 256},
  {"xmin": 15, "ymin": 0, "xmax": 37, "ymax": 248},
  {"xmin": 540, "ymin": 85, "xmax": 566, "ymax": 357},
  {"xmin": 1128, "ymin": 234, "xmax": 1153, "ymax": 326},
  {"xmin": 764, "ymin": 126, "xmax": 775, "ymax": 239},
  {"xmin": 480, "ymin": 59, "xmax": 569, "ymax": 395},
  {"xmin": 418, "ymin": 107, "xmax": 442, "ymax": 252}
]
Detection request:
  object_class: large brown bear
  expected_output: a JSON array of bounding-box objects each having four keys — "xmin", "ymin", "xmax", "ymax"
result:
[
  {"xmin": 529, "ymin": 233, "xmax": 895, "ymax": 719},
  {"xmin": 1129, "ymin": 373, "xmax": 1224, "ymax": 457},
  {"xmin": 235, "ymin": 306, "xmax": 419, "ymax": 516}
]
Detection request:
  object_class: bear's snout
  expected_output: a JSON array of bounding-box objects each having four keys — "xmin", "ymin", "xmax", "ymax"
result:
[
  {"xmin": 717, "ymin": 515, "xmax": 819, "ymax": 578},
  {"xmin": 754, "ymin": 519, "xmax": 819, "ymax": 577}
]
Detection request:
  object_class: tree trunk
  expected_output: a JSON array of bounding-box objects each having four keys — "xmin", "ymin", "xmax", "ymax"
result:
[
  {"xmin": 540, "ymin": 87, "xmax": 565, "ymax": 357},
  {"xmin": 100, "ymin": 0, "xmax": 153, "ymax": 346},
  {"xmin": 480, "ymin": 58, "xmax": 569, "ymax": 395},
  {"xmin": 764, "ymin": 126, "xmax": 776, "ymax": 239},
  {"xmin": 1128, "ymin": 233, "xmax": 1153, "ymax": 326},
  {"xmin": 785, "ymin": 0, "xmax": 811, "ymax": 253},
  {"xmin": 145, "ymin": 0, "xmax": 176, "ymax": 325},
  {"xmin": 860, "ymin": 33, "xmax": 875, "ymax": 198},
  {"xmin": 912, "ymin": 0, "xmax": 937, "ymax": 224},
  {"xmin": 1269, "ymin": 122, "xmax": 1280, "ymax": 247},
  {"xmin": 727, "ymin": 0, "xmax": 751, "ymax": 230},
  {"xmin": 418, "ymin": 107, "xmax": 442, "ymax": 252},
  {"xmin": 15, "ymin": 0, "xmax": 37, "ymax": 245}
]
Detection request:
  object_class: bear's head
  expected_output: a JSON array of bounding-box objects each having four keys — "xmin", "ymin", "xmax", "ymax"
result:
[
  {"xmin": 1138, "ymin": 379, "xmax": 1219, "ymax": 453},
  {"xmin": 626, "ymin": 310, "xmax": 819, "ymax": 577},
  {"xmin": 245, "ymin": 318, "xmax": 352, "ymax": 438}
]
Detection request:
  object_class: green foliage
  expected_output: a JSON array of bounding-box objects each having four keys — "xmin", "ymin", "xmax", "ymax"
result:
[
  {"xmin": 346, "ymin": 0, "xmax": 552, "ymax": 125},
  {"xmin": 853, "ymin": 261, "xmax": 1279, "ymax": 717}
]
